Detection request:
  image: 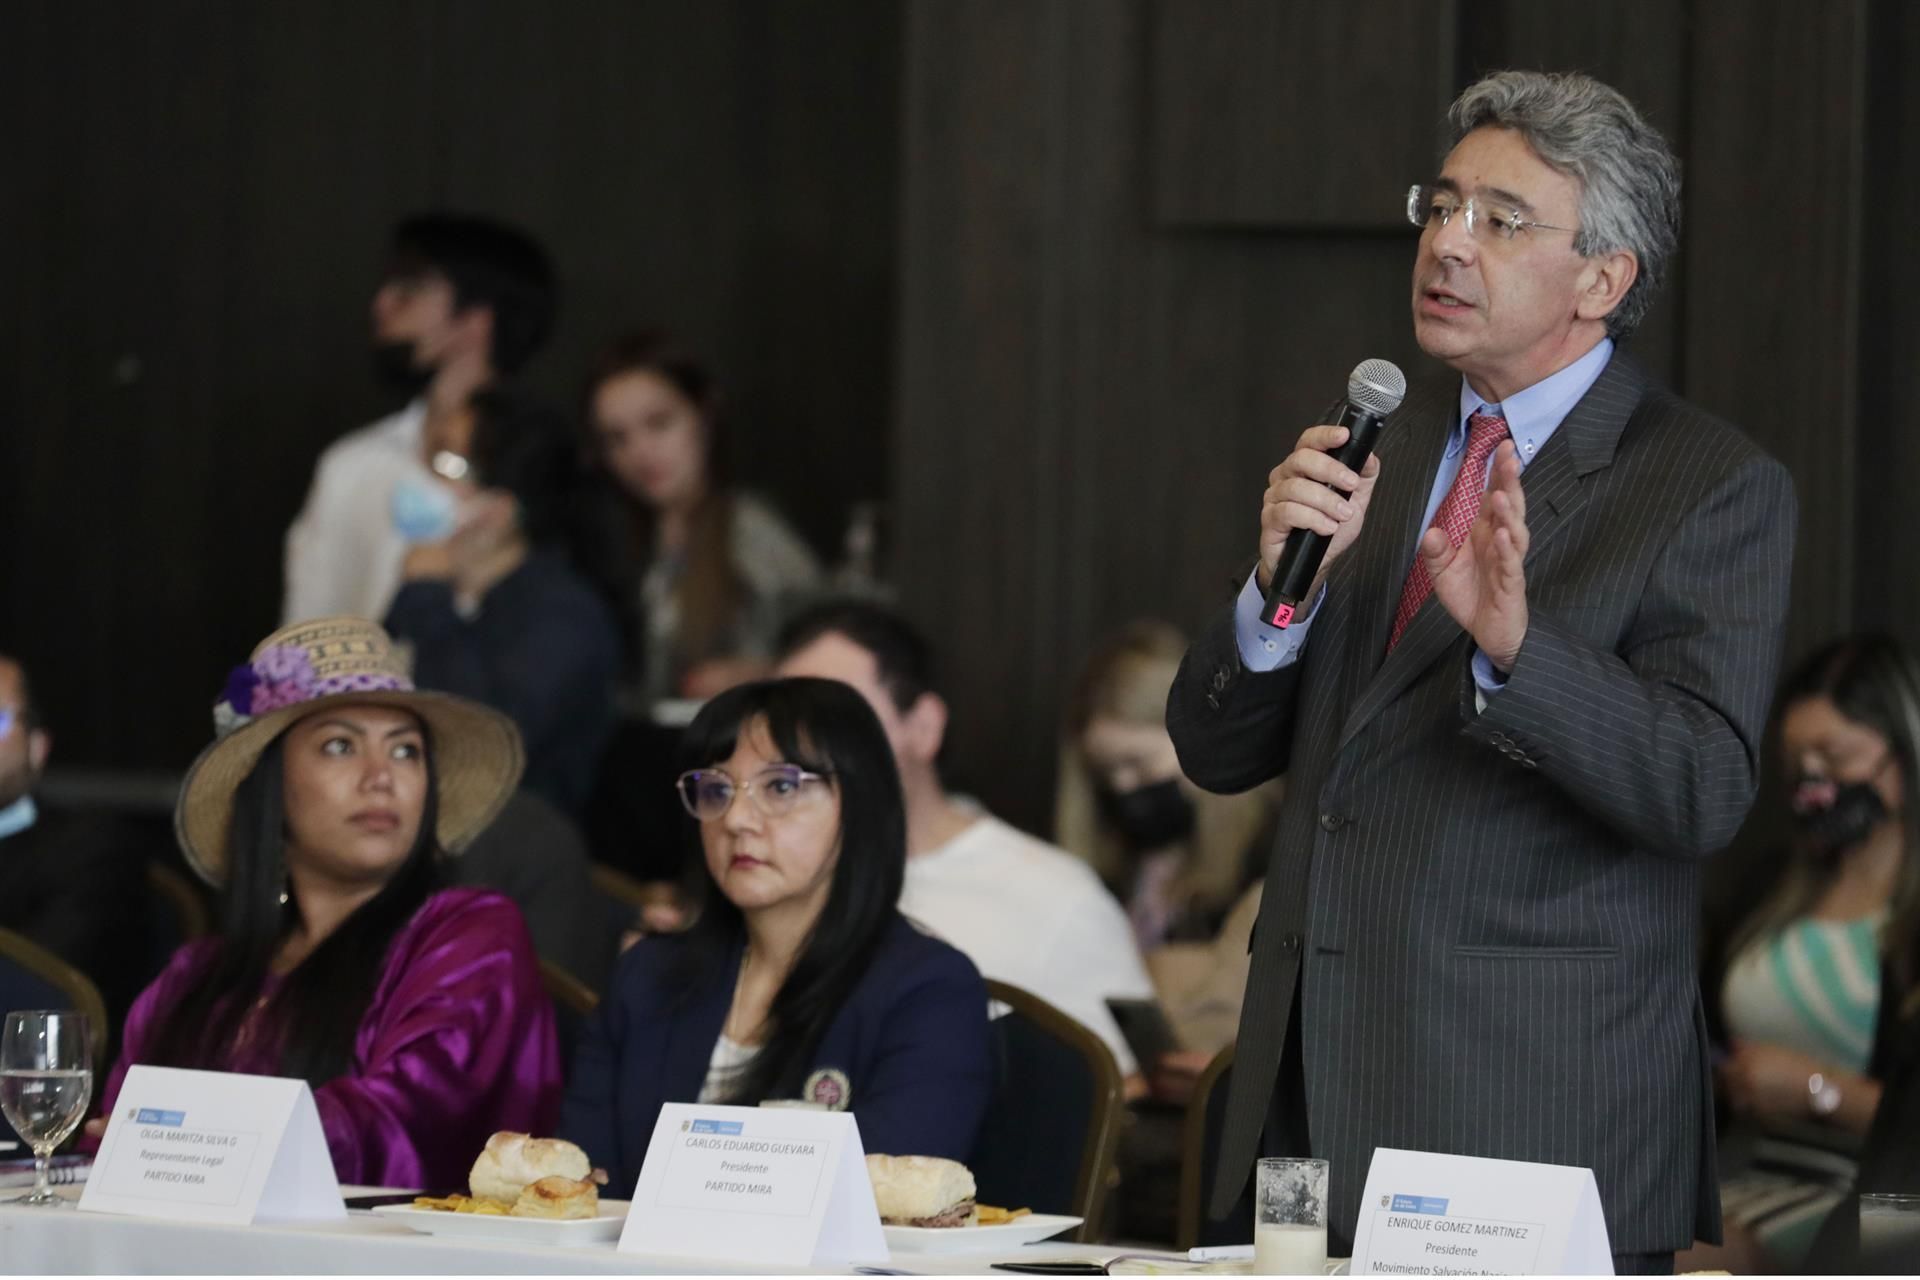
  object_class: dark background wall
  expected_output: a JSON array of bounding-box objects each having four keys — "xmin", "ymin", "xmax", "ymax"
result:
[
  {"xmin": 0, "ymin": 0, "xmax": 899, "ymax": 772},
  {"xmin": 2, "ymin": 1, "xmax": 1914, "ymax": 846}
]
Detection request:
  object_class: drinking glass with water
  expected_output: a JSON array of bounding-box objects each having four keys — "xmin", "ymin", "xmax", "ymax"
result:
[
  {"xmin": 1256, "ymin": 1156, "xmax": 1329, "ymax": 1274},
  {"xmin": 0, "ymin": 1010, "xmax": 92, "ymax": 1207}
]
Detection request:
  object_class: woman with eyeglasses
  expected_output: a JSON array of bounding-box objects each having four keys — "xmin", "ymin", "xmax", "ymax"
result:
[{"xmin": 559, "ymin": 677, "xmax": 992, "ymax": 1195}]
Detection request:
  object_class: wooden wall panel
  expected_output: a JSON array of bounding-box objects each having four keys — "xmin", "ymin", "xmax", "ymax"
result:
[
  {"xmin": 1681, "ymin": 0, "xmax": 1868, "ymax": 664},
  {"xmin": 1852, "ymin": 0, "xmax": 1920, "ymax": 643},
  {"xmin": 1147, "ymin": 0, "xmax": 1458, "ymax": 228},
  {"xmin": 898, "ymin": 0, "xmax": 1427, "ymax": 830}
]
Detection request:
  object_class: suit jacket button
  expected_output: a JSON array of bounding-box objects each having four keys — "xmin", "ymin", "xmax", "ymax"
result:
[
  {"xmin": 1281, "ymin": 933, "xmax": 1302, "ymax": 952},
  {"xmin": 1212, "ymin": 667, "xmax": 1231, "ymax": 692},
  {"xmin": 1320, "ymin": 812, "xmax": 1344, "ymax": 832}
]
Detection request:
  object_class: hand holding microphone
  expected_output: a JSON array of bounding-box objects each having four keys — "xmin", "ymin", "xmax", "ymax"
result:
[{"xmin": 1258, "ymin": 360, "xmax": 1406, "ymax": 625}]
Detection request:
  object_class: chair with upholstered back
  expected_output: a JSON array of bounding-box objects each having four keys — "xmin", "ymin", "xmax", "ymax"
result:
[
  {"xmin": 969, "ymin": 980, "xmax": 1125, "ymax": 1241},
  {"xmin": 0, "ymin": 929, "xmax": 110, "ymax": 1079},
  {"xmin": 1176, "ymin": 1043, "xmax": 1241, "ymax": 1249}
]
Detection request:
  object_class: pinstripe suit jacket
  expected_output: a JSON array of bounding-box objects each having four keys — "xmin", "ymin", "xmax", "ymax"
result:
[{"xmin": 1167, "ymin": 351, "xmax": 1797, "ymax": 1254}]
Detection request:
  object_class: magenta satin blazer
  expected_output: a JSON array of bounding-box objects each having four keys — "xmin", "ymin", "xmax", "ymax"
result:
[{"xmin": 100, "ymin": 887, "xmax": 562, "ymax": 1189}]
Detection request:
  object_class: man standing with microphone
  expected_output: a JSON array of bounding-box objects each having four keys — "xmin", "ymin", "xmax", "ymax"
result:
[{"xmin": 1168, "ymin": 71, "xmax": 1796, "ymax": 1273}]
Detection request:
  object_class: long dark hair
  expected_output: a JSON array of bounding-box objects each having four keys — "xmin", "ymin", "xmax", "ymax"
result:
[
  {"xmin": 581, "ymin": 331, "xmax": 744, "ymax": 672},
  {"xmin": 149, "ymin": 728, "xmax": 445, "ymax": 1083},
  {"xmin": 1730, "ymin": 634, "xmax": 1920, "ymax": 1013},
  {"xmin": 675, "ymin": 677, "xmax": 905, "ymax": 1103}
]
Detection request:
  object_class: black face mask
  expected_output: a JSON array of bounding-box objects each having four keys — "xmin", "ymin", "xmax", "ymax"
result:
[
  {"xmin": 1791, "ymin": 775, "xmax": 1889, "ymax": 858},
  {"xmin": 370, "ymin": 339, "xmax": 434, "ymax": 397},
  {"xmin": 1100, "ymin": 779, "xmax": 1196, "ymax": 851}
]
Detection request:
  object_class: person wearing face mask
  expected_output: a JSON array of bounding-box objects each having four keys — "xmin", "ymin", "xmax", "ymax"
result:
[
  {"xmin": 1059, "ymin": 622, "xmax": 1276, "ymax": 959},
  {"xmin": 1686, "ymin": 635, "xmax": 1920, "ymax": 1272},
  {"xmin": 0, "ymin": 653, "xmax": 146, "ymax": 1025},
  {"xmin": 282, "ymin": 214, "xmax": 558, "ymax": 626},
  {"xmin": 384, "ymin": 389, "xmax": 619, "ymax": 822},
  {"xmin": 558, "ymin": 678, "xmax": 992, "ymax": 1197}
]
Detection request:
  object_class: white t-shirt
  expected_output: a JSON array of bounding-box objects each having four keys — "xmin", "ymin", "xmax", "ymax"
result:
[
  {"xmin": 282, "ymin": 401, "xmax": 431, "ymax": 624},
  {"xmin": 901, "ymin": 814, "xmax": 1155, "ymax": 1074}
]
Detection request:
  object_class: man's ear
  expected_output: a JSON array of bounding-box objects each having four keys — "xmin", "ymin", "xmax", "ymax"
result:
[
  {"xmin": 900, "ymin": 693, "xmax": 948, "ymax": 766},
  {"xmin": 26, "ymin": 729, "xmax": 50, "ymax": 776},
  {"xmin": 1575, "ymin": 249, "xmax": 1639, "ymax": 325},
  {"xmin": 453, "ymin": 303, "xmax": 497, "ymax": 368}
]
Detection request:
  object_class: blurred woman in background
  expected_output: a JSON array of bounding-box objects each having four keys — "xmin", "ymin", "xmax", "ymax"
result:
[
  {"xmin": 1057, "ymin": 620, "xmax": 1274, "ymax": 958},
  {"xmin": 583, "ymin": 332, "xmax": 819, "ymax": 708},
  {"xmin": 1693, "ymin": 634, "xmax": 1920, "ymax": 1271}
]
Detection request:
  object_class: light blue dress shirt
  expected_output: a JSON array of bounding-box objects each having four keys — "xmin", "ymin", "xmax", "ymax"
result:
[
  {"xmin": 1234, "ymin": 338, "xmax": 1615, "ymax": 688},
  {"xmin": 0, "ymin": 795, "xmax": 37, "ymax": 841}
]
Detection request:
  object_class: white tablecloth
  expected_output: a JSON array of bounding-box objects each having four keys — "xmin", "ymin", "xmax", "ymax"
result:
[{"xmin": 0, "ymin": 1188, "xmax": 1130, "ymax": 1275}]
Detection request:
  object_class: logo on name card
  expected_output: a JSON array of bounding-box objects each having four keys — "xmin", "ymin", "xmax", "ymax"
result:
[
  {"xmin": 135, "ymin": 1108, "xmax": 187, "ymax": 1126},
  {"xmin": 1389, "ymin": 1194, "xmax": 1449, "ymax": 1214},
  {"xmin": 689, "ymin": 1118, "xmax": 745, "ymax": 1136},
  {"xmin": 804, "ymin": 1068, "xmax": 851, "ymax": 1111}
]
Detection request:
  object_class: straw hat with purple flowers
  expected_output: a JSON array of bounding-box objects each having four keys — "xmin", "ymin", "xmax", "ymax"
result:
[{"xmin": 176, "ymin": 616, "xmax": 525, "ymax": 884}]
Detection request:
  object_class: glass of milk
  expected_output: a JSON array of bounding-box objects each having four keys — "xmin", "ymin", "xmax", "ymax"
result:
[
  {"xmin": 1860, "ymin": 1192, "xmax": 1920, "ymax": 1265},
  {"xmin": 1255, "ymin": 1156, "xmax": 1329, "ymax": 1274}
]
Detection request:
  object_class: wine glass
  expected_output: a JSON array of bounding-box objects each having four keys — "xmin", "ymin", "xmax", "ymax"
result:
[{"xmin": 0, "ymin": 1011, "xmax": 93, "ymax": 1207}]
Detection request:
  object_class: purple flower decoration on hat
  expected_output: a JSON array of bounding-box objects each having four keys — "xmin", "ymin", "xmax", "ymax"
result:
[
  {"xmin": 212, "ymin": 645, "xmax": 320, "ymax": 737},
  {"xmin": 249, "ymin": 645, "xmax": 320, "ymax": 713}
]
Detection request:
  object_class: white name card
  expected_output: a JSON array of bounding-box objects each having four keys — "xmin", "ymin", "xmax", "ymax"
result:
[
  {"xmin": 1351, "ymin": 1148, "xmax": 1611, "ymax": 1276},
  {"xmin": 619, "ymin": 1102, "xmax": 886, "ymax": 1266},
  {"xmin": 79, "ymin": 1066, "xmax": 344, "ymax": 1225}
]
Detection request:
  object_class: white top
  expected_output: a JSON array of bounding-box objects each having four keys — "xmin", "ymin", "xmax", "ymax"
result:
[
  {"xmin": 901, "ymin": 813, "xmax": 1156, "ymax": 1074},
  {"xmin": 282, "ymin": 401, "xmax": 432, "ymax": 624},
  {"xmin": 697, "ymin": 1034, "xmax": 757, "ymax": 1104}
]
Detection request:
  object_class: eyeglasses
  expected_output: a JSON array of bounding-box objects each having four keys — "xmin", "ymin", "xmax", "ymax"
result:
[
  {"xmin": 1407, "ymin": 184, "xmax": 1576, "ymax": 243},
  {"xmin": 676, "ymin": 764, "xmax": 834, "ymax": 822}
]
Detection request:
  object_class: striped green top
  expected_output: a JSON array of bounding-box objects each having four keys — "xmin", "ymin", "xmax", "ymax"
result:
[{"xmin": 1722, "ymin": 913, "xmax": 1883, "ymax": 1072}]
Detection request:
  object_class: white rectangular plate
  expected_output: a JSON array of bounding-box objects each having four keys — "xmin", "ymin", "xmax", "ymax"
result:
[
  {"xmin": 883, "ymin": 1213, "xmax": 1081, "ymax": 1254},
  {"xmin": 371, "ymin": 1200, "xmax": 628, "ymax": 1244}
]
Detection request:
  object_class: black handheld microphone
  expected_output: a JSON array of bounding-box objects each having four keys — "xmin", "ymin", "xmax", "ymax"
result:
[{"xmin": 1260, "ymin": 358, "xmax": 1407, "ymax": 627}]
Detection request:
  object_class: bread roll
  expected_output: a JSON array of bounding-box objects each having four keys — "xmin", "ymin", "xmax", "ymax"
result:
[
  {"xmin": 469, "ymin": 1132, "xmax": 593, "ymax": 1204},
  {"xmin": 510, "ymin": 1175, "xmax": 599, "ymax": 1220},
  {"xmin": 865, "ymin": 1154, "xmax": 977, "ymax": 1227}
]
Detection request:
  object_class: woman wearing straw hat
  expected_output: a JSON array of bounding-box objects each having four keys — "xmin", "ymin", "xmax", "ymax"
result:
[{"xmin": 86, "ymin": 617, "xmax": 562, "ymax": 1189}]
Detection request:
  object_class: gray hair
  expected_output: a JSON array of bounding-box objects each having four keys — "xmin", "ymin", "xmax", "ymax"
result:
[{"xmin": 1448, "ymin": 71, "xmax": 1681, "ymax": 339}]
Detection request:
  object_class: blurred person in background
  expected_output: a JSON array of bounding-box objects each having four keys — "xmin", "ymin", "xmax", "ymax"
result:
[
  {"xmin": 283, "ymin": 213, "xmax": 557, "ymax": 625},
  {"xmin": 775, "ymin": 600, "xmax": 1156, "ymax": 1082},
  {"xmin": 0, "ymin": 653, "xmax": 145, "ymax": 1021},
  {"xmin": 88, "ymin": 619, "xmax": 559, "ymax": 1189},
  {"xmin": 1689, "ymin": 635, "xmax": 1920, "ymax": 1271},
  {"xmin": 1058, "ymin": 621, "xmax": 1275, "ymax": 958},
  {"xmin": 384, "ymin": 389, "xmax": 619, "ymax": 821},
  {"xmin": 581, "ymin": 331, "xmax": 819, "ymax": 708},
  {"xmin": 579, "ymin": 331, "xmax": 820, "ymax": 889}
]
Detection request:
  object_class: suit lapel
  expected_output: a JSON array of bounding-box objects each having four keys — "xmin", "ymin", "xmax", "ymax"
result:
[
  {"xmin": 1316, "ymin": 380, "xmax": 1457, "ymax": 680},
  {"xmin": 664, "ymin": 941, "xmax": 741, "ymax": 1100},
  {"xmin": 1335, "ymin": 351, "xmax": 1646, "ymax": 754}
]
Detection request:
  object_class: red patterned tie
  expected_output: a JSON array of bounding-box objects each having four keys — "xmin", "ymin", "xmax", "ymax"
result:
[{"xmin": 1387, "ymin": 409, "xmax": 1510, "ymax": 651}]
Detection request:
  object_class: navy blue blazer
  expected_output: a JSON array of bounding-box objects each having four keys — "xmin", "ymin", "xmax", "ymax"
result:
[{"xmin": 559, "ymin": 913, "xmax": 992, "ymax": 1196}]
